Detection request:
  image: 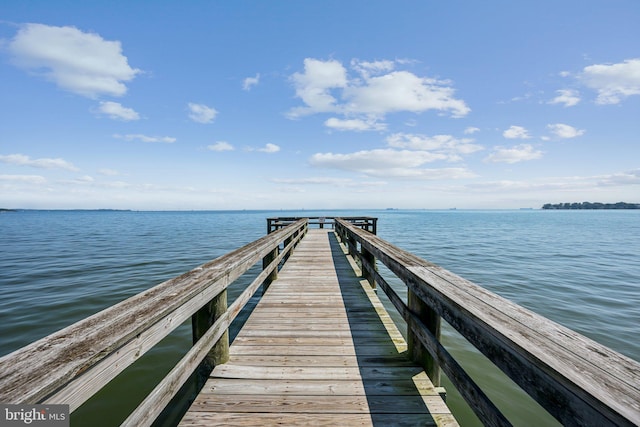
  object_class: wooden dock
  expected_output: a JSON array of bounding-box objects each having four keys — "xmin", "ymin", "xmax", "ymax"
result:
[
  {"xmin": 2, "ymin": 216, "xmax": 639, "ymax": 426},
  {"xmin": 180, "ymin": 229, "xmax": 457, "ymax": 426}
]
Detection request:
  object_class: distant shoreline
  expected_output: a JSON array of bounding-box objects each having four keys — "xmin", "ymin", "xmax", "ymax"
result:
[{"xmin": 542, "ymin": 202, "xmax": 640, "ymax": 210}]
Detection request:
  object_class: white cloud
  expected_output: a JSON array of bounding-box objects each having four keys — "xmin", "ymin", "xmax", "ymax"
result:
[
  {"xmin": 271, "ymin": 177, "xmax": 357, "ymax": 186},
  {"xmin": 75, "ymin": 175, "xmax": 94, "ymax": 183},
  {"xmin": 243, "ymin": 73, "xmax": 260, "ymax": 91},
  {"xmin": 208, "ymin": 141, "xmax": 234, "ymax": 152},
  {"xmin": 466, "ymin": 169, "xmax": 640, "ymax": 193},
  {"xmin": 113, "ymin": 134, "xmax": 176, "ymax": 143},
  {"xmin": 258, "ymin": 143, "xmax": 280, "ymax": 153},
  {"xmin": 0, "ymin": 174, "xmax": 47, "ymax": 184},
  {"xmin": 344, "ymin": 71, "xmax": 470, "ymax": 118},
  {"xmin": 311, "ymin": 149, "xmax": 443, "ymax": 170},
  {"xmin": 0, "ymin": 153, "xmax": 79, "ymax": 171},
  {"xmin": 464, "ymin": 127, "xmax": 480, "ymax": 135},
  {"xmin": 581, "ymin": 58, "xmax": 640, "ymax": 104},
  {"xmin": 188, "ymin": 103, "xmax": 217, "ymax": 123},
  {"xmin": 288, "ymin": 58, "xmax": 348, "ymax": 117},
  {"xmin": 309, "ymin": 148, "xmax": 475, "ymax": 179},
  {"xmin": 548, "ymin": 89, "xmax": 581, "ymax": 107},
  {"xmin": 350, "ymin": 59, "xmax": 395, "ymax": 78},
  {"xmin": 484, "ymin": 144, "xmax": 543, "ymax": 163},
  {"xmin": 287, "ymin": 58, "xmax": 469, "ymax": 124},
  {"xmin": 382, "ymin": 167, "xmax": 475, "ymax": 179},
  {"xmin": 7, "ymin": 23, "xmax": 140, "ymax": 98},
  {"xmin": 386, "ymin": 133, "xmax": 483, "ymax": 158},
  {"xmin": 98, "ymin": 168, "xmax": 120, "ymax": 176},
  {"xmin": 324, "ymin": 117, "xmax": 386, "ymax": 132},
  {"xmin": 596, "ymin": 169, "xmax": 640, "ymax": 186},
  {"xmin": 547, "ymin": 123, "xmax": 585, "ymax": 139},
  {"xmin": 503, "ymin": 125, "xmax": 531, "ymax": 139},
  {"xmin": 96, "ymin": 101, "xmax": 140, "ymax": 121}
]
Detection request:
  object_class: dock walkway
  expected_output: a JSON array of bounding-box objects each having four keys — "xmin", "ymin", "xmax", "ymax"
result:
[{"xmin": 179, "ymin": 229, "xmax": 457, "ymax": 426}]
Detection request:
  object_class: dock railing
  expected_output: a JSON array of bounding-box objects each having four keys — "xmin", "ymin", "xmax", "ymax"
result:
[
  {"xmin": 0, "ymin": 219, "xmax": 308, "ymax": 426},
  {"xmin": 334, "ymin": 218, "xmax": 640, "ymax": 427},
  {"xmin": 267, "ymin": 216, "xmax": 377, "ymax": 234}
]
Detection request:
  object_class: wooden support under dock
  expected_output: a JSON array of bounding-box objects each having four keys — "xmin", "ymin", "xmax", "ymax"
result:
[{"xmin": 179, "ymin": 229, "xmax": 457, "ymax": 426}]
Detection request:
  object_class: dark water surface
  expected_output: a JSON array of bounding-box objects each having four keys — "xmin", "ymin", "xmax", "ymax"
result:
[{"xmin": 1, "ymin": 210, "xmax": 638, "ymax": 426}]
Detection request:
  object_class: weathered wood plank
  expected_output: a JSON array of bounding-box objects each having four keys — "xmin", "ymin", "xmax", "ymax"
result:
[
  {"xmin": 187, "ymin": 394, "xmax": 451, "ymax": 414},
  {"xmin": 178, "ymin": 412, "xmax": 443, "ymax": 427},
  {"xmin": 229, "ymin": 344, "xmax": 403, "ymax": 357},
  {"xmin": 234, "ymin": 328, "xmax": 401, "ymax": 339},
  {"xmin": 225, "ymin": 354, "xmax": 417, "ymax": 367},
  {"xmin": 231, "ymin": 336, "xmax": 399, "ymax": 346},
  {"xmin": 211, "ymin": 364, "xmax": 425, "ymax": 380},
  {"xmin": 200, "ymin": 378, "xmax": 438, "ymax": 396}
]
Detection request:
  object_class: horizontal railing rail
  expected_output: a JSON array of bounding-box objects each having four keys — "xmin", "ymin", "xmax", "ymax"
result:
[
  {"xmin": 267, "ymin": 216, "xmax": 377, "ymax": 234},
  {"xmin": 335, "ymin": 218, "xmax": 640, "ymax": 427},
  {"xmin": 0, "ymin": 219, "xmax": 308, "ymax": 426}
]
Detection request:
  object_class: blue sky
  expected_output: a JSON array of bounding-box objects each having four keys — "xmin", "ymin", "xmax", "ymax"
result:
[{"xmin": 1, "ymin": 1, "xmax": 639, "ymax": 209}]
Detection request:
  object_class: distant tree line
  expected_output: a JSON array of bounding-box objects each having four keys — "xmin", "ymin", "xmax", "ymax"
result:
[{"xmin": 542, "ymin": 202, "xmax": 640, "ymax": 210}]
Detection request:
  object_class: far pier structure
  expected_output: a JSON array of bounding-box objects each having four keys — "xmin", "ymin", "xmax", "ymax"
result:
[{"xmin": 1, "ymin": 216, "xmax": 639, "ymax": 426}]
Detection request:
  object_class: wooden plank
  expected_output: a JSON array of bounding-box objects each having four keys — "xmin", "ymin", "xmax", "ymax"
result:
[
  {"xmin": 186, "ymin": 394, "xmax": 449, "ymax": 414},
  {"xmin": 235, "ymin": 328, "xmax": 401, "ymax": 339},
  {"xmin": 237, "ymin": 322, "xmax": 353, "ymax": 331},
  {"xmin": 179, "ymin": 412, "xmax": 442, "ymax": 427},
  {"xmin": 229, "ymin": 345, "xmax": 359, "ymax": 356},
  {"xmin": 200, "ymin": 378, "xmax": 438, "ymax": 396},
  {"xmin": 231, "ymin": 336, "xmax": 399, "ymax": 346},
  {"xmin": 211, "ymin": 365, "xmax": 426, "ymax": 380},
  {"xmin": 225, "ymin": 354, "xmax": 417, "ymax": 367}
]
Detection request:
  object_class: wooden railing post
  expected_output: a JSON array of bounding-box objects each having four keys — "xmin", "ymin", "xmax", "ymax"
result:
[
  {"xmin": 407, "ymin": 290, "xmax": 441, "ymax": 386},
  {"xmin": 361, "ymin": 246, "xmax": 376, "ymax": 290},
  {"xmin": 347, "ymin": 234, "xmax": 357, "ymax": 259},
  {"xmin": 262, "ymin": 246, "xmax": 279, "ymax": 294},
  {"xmin": 192, "ymin": 289, "xmax": 229, "ymax": 385},
  {"xmin": 283, "ymin": 235, "xmax": 292, "ymax": 263}
]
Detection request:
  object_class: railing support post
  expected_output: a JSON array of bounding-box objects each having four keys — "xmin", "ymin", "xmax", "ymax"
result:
[
  {"xmin": 361, "ymin": 246, "xmax": 376, "ymax": 290},
  {"xmin": 407, "ymin": 290, "xmax": 441, "ymax": 386},
  {"xmin": 262, "ymin": 246, "xmax": 278, "ymax": 294},
  {"xmin": 192, "ymin": 289, "xmax": 229, "ymax": 386},
  {"xmin": 283, "ymin": 236, "xmax": 292, "ymax": 263},
  {"xmin": 347, "ymin": 234, "xmax": 357, "ymax": 259}
]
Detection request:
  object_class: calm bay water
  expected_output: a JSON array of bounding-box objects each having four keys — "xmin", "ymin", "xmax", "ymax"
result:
[{"xmin": 1, "ymin": 209, "xmax": 638, "ymax": 426}]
